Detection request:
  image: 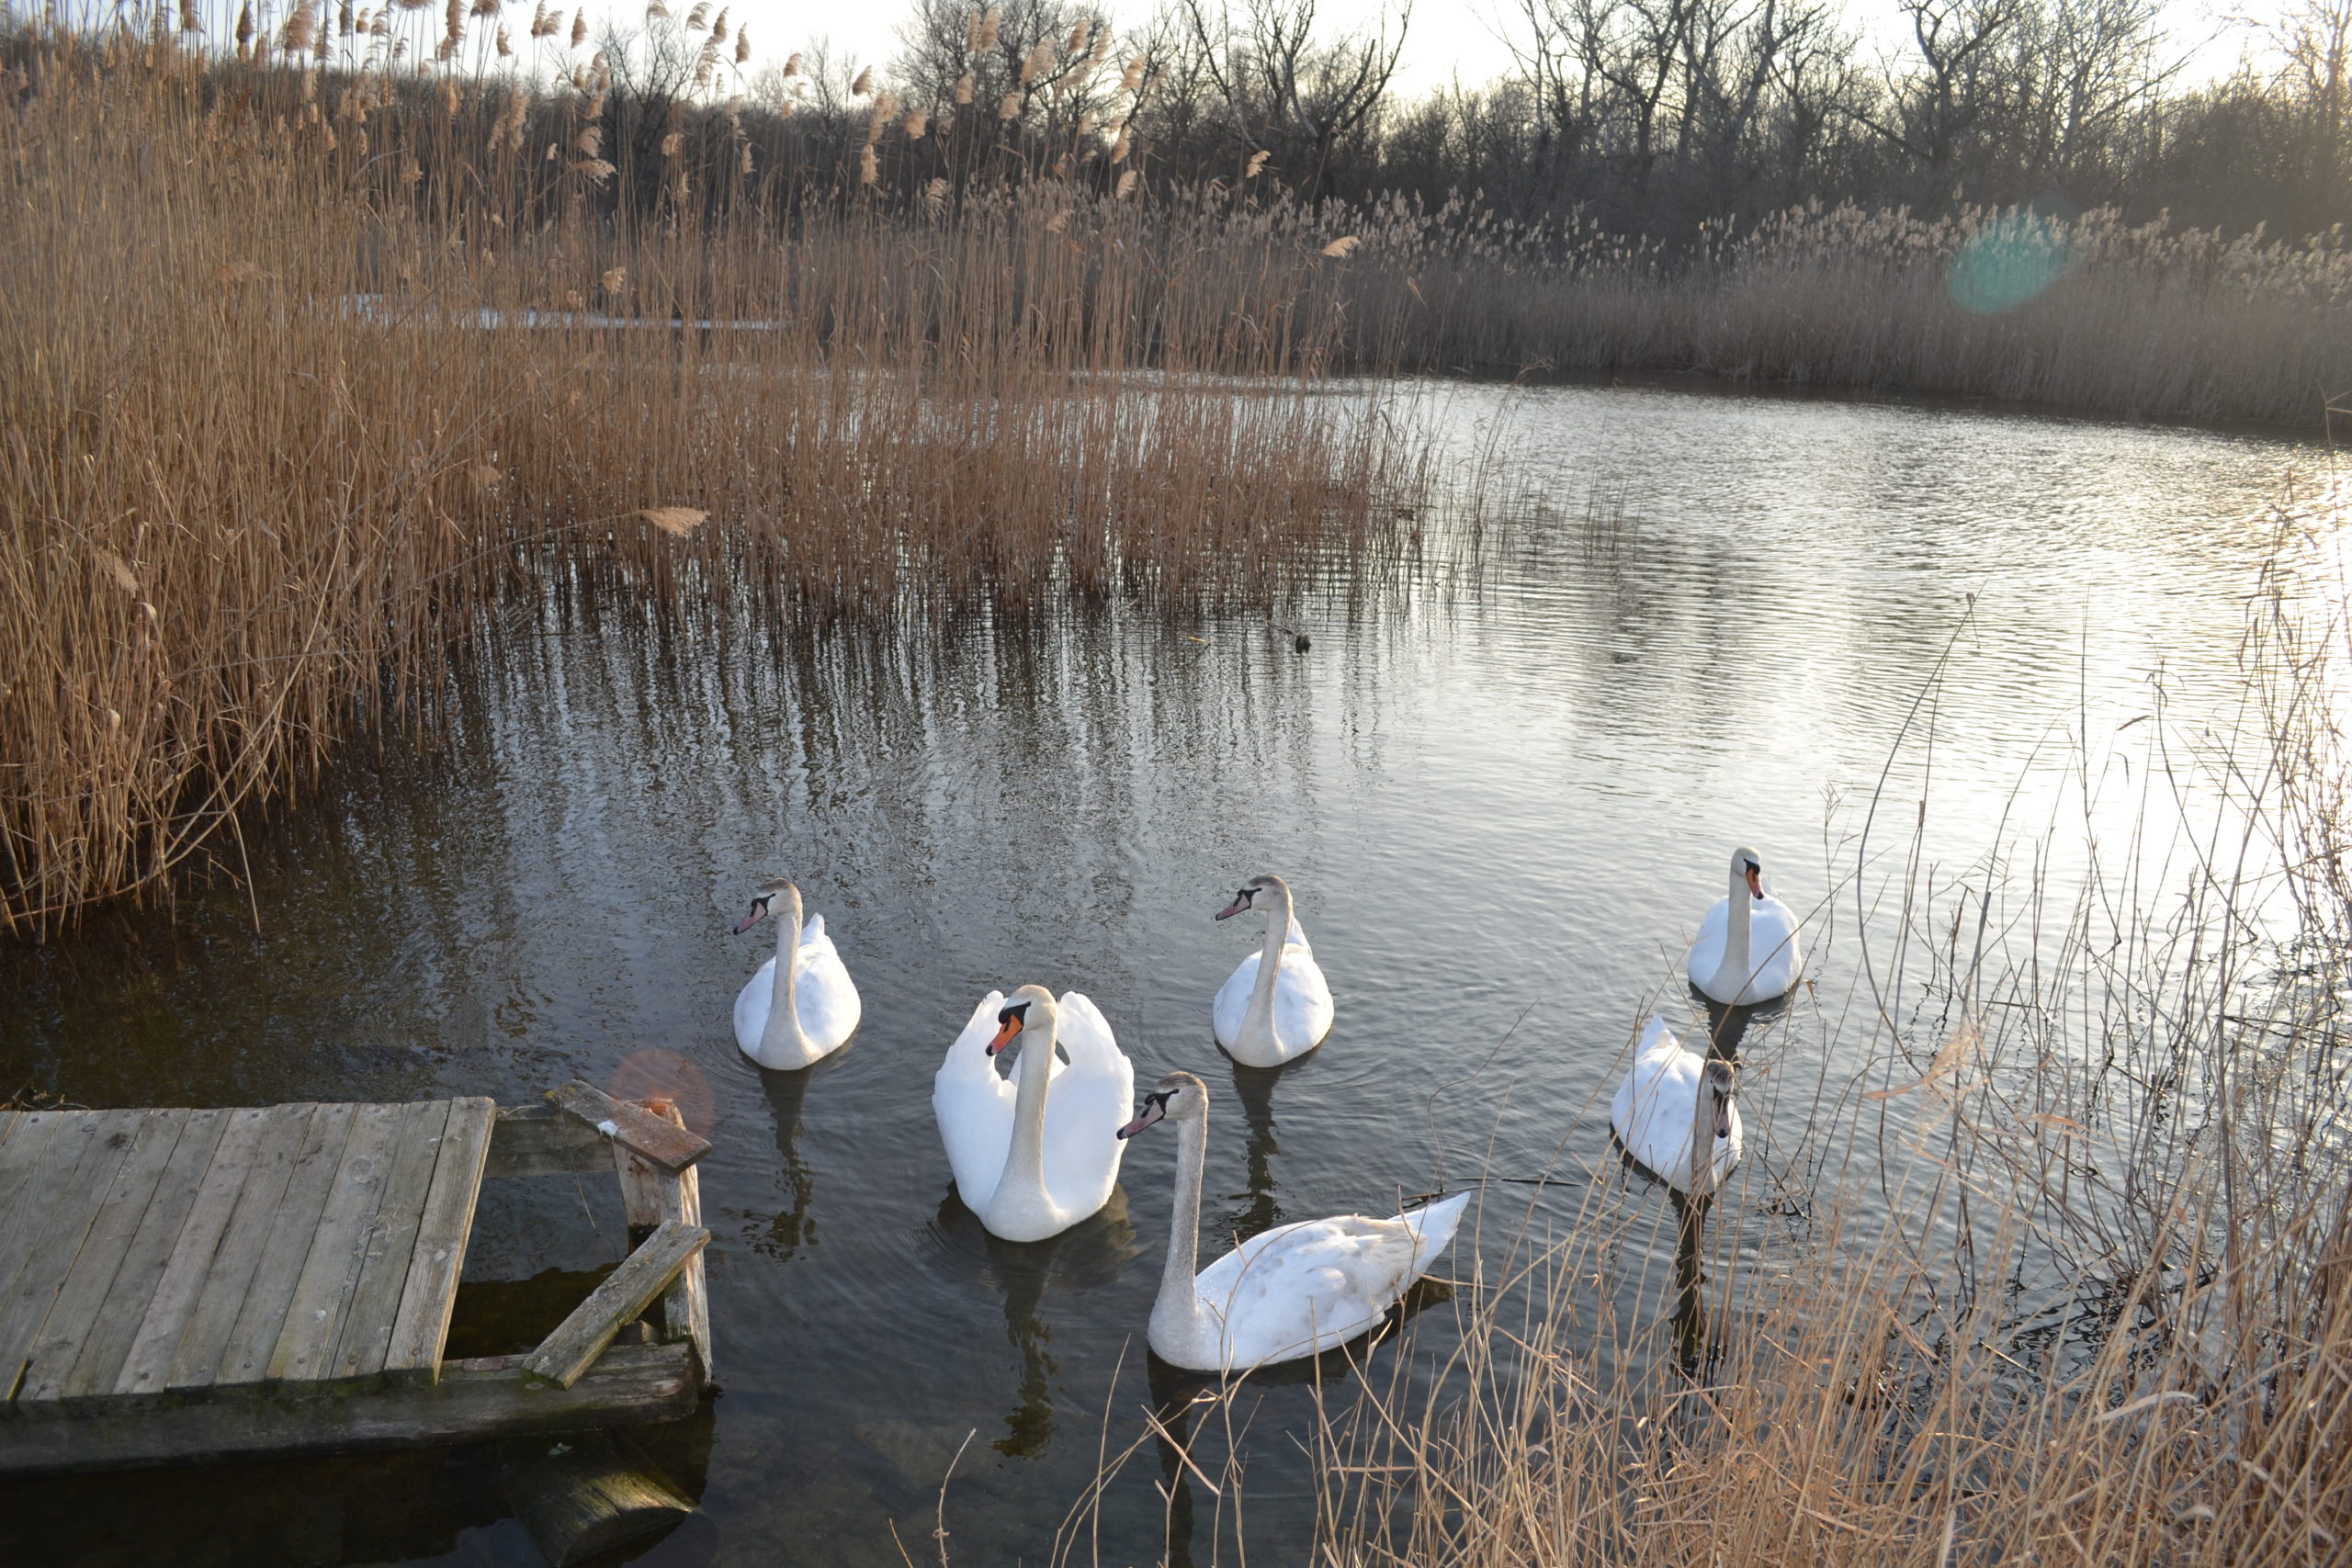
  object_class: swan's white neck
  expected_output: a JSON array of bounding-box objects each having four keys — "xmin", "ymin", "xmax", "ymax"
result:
[
  {"xmin": 998, "ymin": 1009, "xmax": 1059, "ymax": 1206},
  {"xmin": 1151, "ymin": 1109, "xmax": 1212, "ymax": 1355},
  {"xmin": 761, "ymin": 889, "xmax": 809, "ymax": 1059},
  {"xmin": 1708, "ymin": 863, "xmax": 1754, "ymax": 1001},
  {"xmin": 1687, "ymin": 1070, "xmax": 1718, "ymax": 1198},
  {"xmin": 1242, "ymin": 880, "xmax": 1295, "ymax": 1043}
]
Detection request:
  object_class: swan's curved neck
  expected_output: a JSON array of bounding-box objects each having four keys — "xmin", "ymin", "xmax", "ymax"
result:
[
  {"xmin": 761, "ymin": 890, "xmax": 808, "ymax": 1057},
  {"xmin": 1687, "ymin": 1074, "xmax": 1717, "ymax": 1198},
  {"xmin": 1710, "ymin": 865, "xmax": 1753, "ymax": 998},
  {"xmin": 1154, "ymin": 1108, "xmax": 1209, "ymax": 1344},
  {"xmin": 1243, "ymin": 882, "xmax": 1294, "ymax": 1036},
  {"xmin": 1000, "ymin": 1009, "xmax": 1059, "ymax": 1203}
]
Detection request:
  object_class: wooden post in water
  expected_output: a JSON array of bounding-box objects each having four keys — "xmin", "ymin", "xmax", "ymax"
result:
[{"xmin": 500, "ymin": 1429, "xmax": 694, "ymax": 1566}]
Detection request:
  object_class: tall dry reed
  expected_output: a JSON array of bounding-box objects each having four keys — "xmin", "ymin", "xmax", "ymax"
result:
[{"xmin": 0, "ymin": 22, "xmax": 1430, "ymax": 935}]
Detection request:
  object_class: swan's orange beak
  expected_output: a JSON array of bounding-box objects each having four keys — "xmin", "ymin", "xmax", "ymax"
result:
[
  {"xmin": 986, "ymin": 1012, "xmax": 1023, "ymax": 1058},
  {"xmin": 1745, "ymin": 865, "xmax": 1763, "ymax": 900}
]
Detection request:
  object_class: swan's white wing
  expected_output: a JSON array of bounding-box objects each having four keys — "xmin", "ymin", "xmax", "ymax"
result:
[
  {"xmin": 1743, "ymin": 897, "xmax": 1803, "ymax": 999},
  {"xmin": 1282, "ymin": 916, "xmax": 1312, "ymax": 955},
  {"xmin": 1040, "ymin": 991, "xmax": 1133, "ymax": 1214},
  {"xmin": 1195, "ymin": 1192, "xmax": 1469, "ymax": 1367},
  {"xmin": 793, "ymin": 913, "xmax": 863, "ymax": 1051},
  {"xmin": 1610, "ymin": 1017, "xmax": 1703, "ymax": 1185},
  {"xmin": 1212, "ymin": 954, "xmax": 1256, "ymax": 1048},
  {"xmin": 734, "ymin": 958, "xmax": 776, "ymax": 1055},
  {"xmin": 933, "ymin": 992, "xmax": 1017, "ymax": 1213},
  {"xmin": 1685, "ymin": 896, "xmax": 1731, "ymax": 994},
  {"xmin": 1272, "ymin": 948, "xmax": 1335, "ymax": 1053}
]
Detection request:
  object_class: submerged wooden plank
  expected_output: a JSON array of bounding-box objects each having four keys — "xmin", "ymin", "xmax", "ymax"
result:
[
  {"xmin": 485, "ymin": 1104, "xmax": 614, "ymax": 1179},
  {"xmin": 113, "ymin": 1108, "xmax": 271, "ymax": 1395},
  {"xmin": 214, "ymin": 1103, "xmax": 358, "ymax": 1386},
  {"xmin": 157, "ymin": 1103, "xmax": 318, "ymax": 1392},
  {"xmin": 12, "ymin": 1110, "xmax": 190, "ymax": 1403},
  {"xmin": 524, "ymin": 1222, "xmax": 708, "ymax": 1391},
  {"xmin": 267, "ymin": 1102, "xmax": 413, "ymax": 1384},
  {"xmin": 54, "ymin": 1109, "xmax": 230, "ymax": 1401},
  {"xmin": 383, "ymin": 1097, "xmax": 496, "ymax": 1381},
  {"xmin": 0, "ymin": 1341, "xmax": 701, "ymax": 1477},
  {"xmin": 547, "ymin": 1083, "xmax": 710, "ymax": 1175},
  {"xmin": 0, "ymin": 1111, "xmax": 151, "ymax": 1396},
  {"xmin": 327, "ymin": 1101, "xmax": 455, "ymax": 1382}
]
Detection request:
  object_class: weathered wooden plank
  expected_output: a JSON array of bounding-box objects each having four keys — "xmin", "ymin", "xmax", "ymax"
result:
[
  {"xmin": 485, "ymin": 1104, "xmax": 614, "ymax": 1179},
  {"xmin": 326, "ymin": 1101, "xmax": 456, "ymax": 1381},
  {"xmin": 0, "ymin": 1112, "xmax": 93, "ymax": 1314},
  {"xmin": 214, "ymin": 1102, "xmax": 359, "ymax": 1386},
  {"xmin": 548, "ymin": 1083, "xmax": 710, "ymax": 1175},
  {"xmin": 614, "ymin": 1102, "xmax": 712, "ymax": 1382},
  {"xmin": 161, "ymin": 1103, "xmax": 321, "ymax": 1391},
  {"xmin": 0, "ymin": 1341, "xmax": 701, "ymax": 1477},
  {"xmin": 13, "ymin": 1110, "xmax": 191, "ymax": 1403},
  {"xmin": 267, "ymin": 1102, "xmax": 413, "ymax": 1383},
  {"xmin": 54, "ymin": 1109, "xmax": 230, "ymax": 1400},
  {"xmin": 106, "ymin": 1109, "xmax": 260, "ymax": 1397},
  {"xmin": 383, "ymin": 1097, "xmax": 496, "ymax": 1381},
  {"xmin": 0, "ymin": 1111, "xmax": 151, "ymax": 1396},
  {"xmin": 0, "ymin": 1111, "xmax": 61, "ymax": 1187},
  {"xmin": 523, "ymin": 1221, "xmax": 708, "ymax": 1392}
]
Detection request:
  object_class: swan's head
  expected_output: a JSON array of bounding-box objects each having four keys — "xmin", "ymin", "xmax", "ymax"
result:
[
  {"xmin": 732, "ymin": 877, "xmax": 800, "ymax": 935},
  {"xmin": 1216, "ymin": 874, "xmax": 1287, "ymax": 921},
  {"xmin": 987, "ymin": 984, "xmax": 1058, "ymax": 1058},
  {"xmin": 1730, "ymin": 847, "xmax": 1764, "ymax": 902},
  {"xmin": 1117, "ymin": 1071, "xmax": 1208, "ymax": 1137},
  {"xmin": 1701, "ymin": 1058, "xmax": 1737, "ymax": 1142}
]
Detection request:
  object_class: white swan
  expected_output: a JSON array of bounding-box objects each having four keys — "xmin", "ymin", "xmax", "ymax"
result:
[
  {"xmin": 1211, "ymin": 874, "xmax": 1335, "ymax": 1067},
  {"xmin": 1609, "ymin": 1015, "xmax": 1742, "ymax": 1197},
  {"xmin": 933, "ymin": 985, "xmax": 1136, "ymax": 1243},
  {"xmin": 1118, "ymin": 1071, "xmax": 1469, "ymax": 1371},
  {"xmin": 1686, "ymin": 846, "xmax": 1803, "ymax": 1005},
  {"xmin": 731, "ymin": 879, "xmax": 863, "ymax": 1070}
]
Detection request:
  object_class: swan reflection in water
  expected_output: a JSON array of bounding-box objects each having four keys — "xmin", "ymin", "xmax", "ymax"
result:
[
  {"xmin": 1216, "ymin": 1058, "xmax": 1286, "ymax": 1243},
  {"xmin": 748, "ymin": 1063, "xmax": 820, "ymax": 1263},
  {"xmin": 927, "ymin": 1185, "xmax": 1140, "ymax": 1459}
]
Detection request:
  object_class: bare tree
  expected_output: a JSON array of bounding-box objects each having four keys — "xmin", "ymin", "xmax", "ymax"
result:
[{"xmin": 1179, "ymin": 0, "xmax": 1410, "ymax": 194}]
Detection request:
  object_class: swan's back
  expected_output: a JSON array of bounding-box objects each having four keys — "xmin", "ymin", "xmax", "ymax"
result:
[
  {"xmin": 1609, "ymin": 1017, "xmax": 1740, "ymax": 1192},
  {"xmin": 1686, "ymin": 894, "xmax": 1803, "ymax": 1003},
  {"xmin": 793, "ymin": 911, "xmax": 863, "ymax": 1047},
  {"xmin": 1213, "ymin": 918, "xmax": 1335, "ymax": 1060}
]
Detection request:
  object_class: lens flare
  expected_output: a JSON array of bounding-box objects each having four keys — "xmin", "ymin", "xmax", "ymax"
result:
[{"xmin": 607, "ymin": 1048, "xmax": 715, "ymax": 1135}]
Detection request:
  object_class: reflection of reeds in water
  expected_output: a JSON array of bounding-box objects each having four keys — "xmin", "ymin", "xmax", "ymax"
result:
[
  {"xmin": 0, "ymin": 31, "xmax": 1430, "ymax": 934},
  {"xmin": 1299, "ymin": 513, "xmax": 2352, "ymax": 1566}
]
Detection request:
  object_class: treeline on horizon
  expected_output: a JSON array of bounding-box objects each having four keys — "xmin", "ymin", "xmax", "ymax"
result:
[{"xmin": 45, "ymin": 0, "xmax": 2352, "ymax": 248}]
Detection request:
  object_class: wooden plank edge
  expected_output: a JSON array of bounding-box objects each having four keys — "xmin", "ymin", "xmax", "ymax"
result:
[
  {"xmin": 545, "ymin": 1083, "xmax": 710, "ymax": 1175},
  {"xmin": 0, "ymin": 1341, "xmax": 701, "ymax": 1478},
  {"xmin": 523, "ymin": 1223, "xmax": 707, "ymax": 1392}
]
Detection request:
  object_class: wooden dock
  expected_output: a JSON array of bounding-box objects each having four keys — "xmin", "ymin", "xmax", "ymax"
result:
[{"xmin": 0, "ymin": 1082, "xmax": 714, "ymax": 1478}]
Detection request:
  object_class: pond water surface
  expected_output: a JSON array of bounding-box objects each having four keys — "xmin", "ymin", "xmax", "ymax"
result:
[{"xmin": 0, "ymin": 383, "xmax": 2324, "ymax": 1567}]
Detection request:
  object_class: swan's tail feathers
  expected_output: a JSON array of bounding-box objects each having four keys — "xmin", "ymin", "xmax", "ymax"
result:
[
  {"xmin": 1284, "ymin": 917, "xmax": 1312, "ymax": 952},
  {"xmin": 1638, "ymin": 1014, "xmax": 1679, "ymax": 1054},
  {"xmin": 1402, "ymin": 1190, "xmax": 1473, "ymax": 1269},
  {"xmin": 799, "ymin": 911, "xmax": 828, "ymax": 944}
]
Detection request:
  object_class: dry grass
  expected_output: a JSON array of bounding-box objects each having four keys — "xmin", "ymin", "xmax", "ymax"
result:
[{"xmin": 0, "ymin": 24, "xmax": 1430, "ymax": 934}]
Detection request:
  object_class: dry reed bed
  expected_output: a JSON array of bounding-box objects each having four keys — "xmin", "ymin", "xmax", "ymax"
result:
[
  {"xmin": 1248, "ymin": 518, "xmax": 2352, "ymax": 1567},
  {"xmin": 0, "ymin": 30, "xmax": 1428, "ymax": 934}
]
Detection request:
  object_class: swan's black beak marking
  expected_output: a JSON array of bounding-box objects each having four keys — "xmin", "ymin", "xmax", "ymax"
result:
[
  {"xmin": 731, "ymin": 897, "xmax": 771, "ymax": 935},
  {"xmin": 987, "ymin": 1003, "xmax": 1030, "ymax": 1058},
  {"xmin": 1117, "ymin": 1091, "xmax": 1173, "ymax": 1138}
]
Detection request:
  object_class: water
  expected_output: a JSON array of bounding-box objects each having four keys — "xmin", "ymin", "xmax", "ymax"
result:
[{"xmin": 0, "ymin": 384, "xmax": 2324, "ymax": 1567}]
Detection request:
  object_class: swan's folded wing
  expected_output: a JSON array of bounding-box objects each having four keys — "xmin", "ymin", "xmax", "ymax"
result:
[
  {"xmin": 793, "ymin": 912, "xmax": 863, "ymax": 1047},
  {"xmin": 1610, "ymin": 1036, "xmax": 1702, "ymax": 1180},
  {"xmin": 733, "ymin": 956, "xmax": 778, "ymax": 1053},
  {"xmin": 1684, "ymin": 895, "xmax": 1731, "ymax": 987},
  {"xmin": 1042, "ymin": 991, "xmax": 1134, "ymax": 1208},
  {"xmin": 1747, "ymin": 897, "xmax": 1804, "ymax": 995},
  {"xmin": 934, "ymin": 992, "xmax": 1016, "ymax": 1209},
  {"xmin": 1197, "ymin": 1208, "xmax": 1453, "ymax": 1366},
  {"xmin": 1272, "ymin": 949, "xmax": 1335, "ymax": 1050},
  {"xmin": 1283, "ymin": 916, "xmax": 1312, "ymax": 953}
]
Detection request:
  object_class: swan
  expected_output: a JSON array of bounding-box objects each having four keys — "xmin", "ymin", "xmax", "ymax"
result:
[
  {"xmin": 731, "ymin": 879, "xmax": 863, "ymax": 1070},
  {"xmin": 933, "ymin": 985, "xmax": 1136, "ymax": 1243},
  {"xmin": 1609, "ymin": 1015, "xmax": 1742, "ymax": 1197},
  {"xmin": 1211, "ymin": 874, "xmax": 1335, "ymax": 1067},
  {"xmin": 1686, "ymin": 846, "xmax": 1803, "ymax": 1005},
  {"xmin": 1118, "ymin": 1071, "xmax": 1469, "ymax": 1371}
]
